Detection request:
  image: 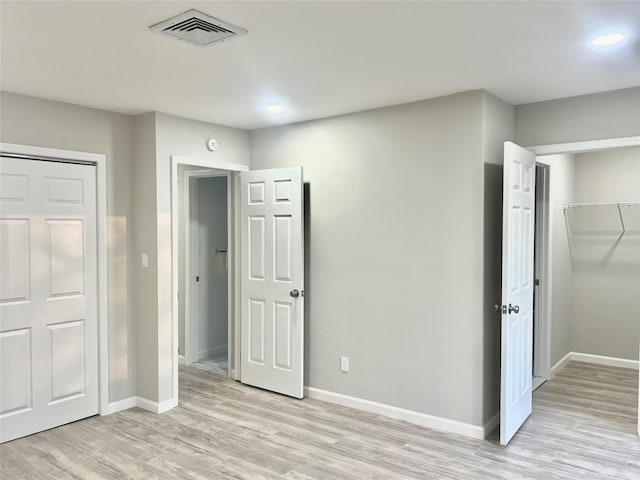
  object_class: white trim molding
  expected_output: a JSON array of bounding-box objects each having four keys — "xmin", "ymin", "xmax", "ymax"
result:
[
  {"xmin": 136, "ymin": 397, "xmax": 179, "ymax": 414},
  {"xmin": 552, "ymin": 352, "xmax": 639, "ymax": 376},
  {"xmin": 550, "ymin": 352, "xmax": 573, "ymax": 376},
  {"xmin": 304, "ymin": 387, "xmax": 495, "ymax": 440},
  {"xmin": 107, "ymin": 396, "xmax": 179, "ymax": 415},
  {"xmin": 528, "ymin": 136, "xmax": 640, "ymax": 156},
  {"xmin": 104, "ymin": 397, "xmax": 138, "ymax": 415},
  {"xmin": 0, "ymin": 142, "xmax": 110, "ymax": 416},
  {"xmin": 571, "ymin": 352, "xmax": 639, "ymax": 370}
]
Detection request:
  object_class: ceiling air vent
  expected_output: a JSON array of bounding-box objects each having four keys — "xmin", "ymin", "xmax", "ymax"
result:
[{"xmin": 149, "ymin": 9, "xmax": 247, "ymax": 47}]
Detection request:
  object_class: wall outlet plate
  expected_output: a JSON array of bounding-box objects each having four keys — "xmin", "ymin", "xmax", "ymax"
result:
[{"xmin": 340, "ymin": 356, "xmax": 349, "ymax": 373}]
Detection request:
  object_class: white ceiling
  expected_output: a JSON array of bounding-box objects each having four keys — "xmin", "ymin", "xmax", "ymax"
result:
[{"xmin": 1, "ymin": 1, "xmax": 638, "ymax": 130}]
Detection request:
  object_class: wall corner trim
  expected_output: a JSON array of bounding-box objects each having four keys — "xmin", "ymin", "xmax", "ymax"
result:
[
  {"xmin": 304, "ymin": 386, "xmax": 490, "ymax": 440},
  {"xmin": 103, "ymin": 397, "xmax": 138, "ymax": 415},
  {"xmin": 136, "ymin": 397, "xmax": 179, "ymax": 414},
  {"xmin": 103, "ymin": 396, "xmax": 178, "ymax": 416},
  {"xmin": 550, "ymin": 351, "xmax": 573, "ymax": 376}
]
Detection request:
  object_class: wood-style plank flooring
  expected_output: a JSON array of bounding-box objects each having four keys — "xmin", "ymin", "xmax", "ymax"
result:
[{"xmin": 1, "ymin": 361, "xmax": 638, "ymax": 479}]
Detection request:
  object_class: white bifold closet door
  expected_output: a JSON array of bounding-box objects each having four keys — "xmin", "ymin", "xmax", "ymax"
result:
[{"xmin": 0, "ymin": 157, "xmax": 99, "ymax": 443}]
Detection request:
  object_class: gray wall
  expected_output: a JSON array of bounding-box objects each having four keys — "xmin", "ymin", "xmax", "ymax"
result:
[
  {"xmin": 571, "ymin": 147, "xmax": 640, "ymax": 360},
  {"xmin": 515, "ymin": 87, "xmax": 640, "ymax": 146},
  {"xmin": 0, "ymin": 92, "xmax": 136, "ymax": 403},
  {"xmin": 250, "ymin": 90, "xmax": 494, "ymax": 427},
  {"xmin": 132, "ymin": 112, "xmax": 158, "ymax": 401},
  {"xmin": 537, "ymin": 154, "xmax": 575, "ymax": 367},
  {"xmin": 196, "ymin": 176, "xmax": 228, "ymax": 358}
]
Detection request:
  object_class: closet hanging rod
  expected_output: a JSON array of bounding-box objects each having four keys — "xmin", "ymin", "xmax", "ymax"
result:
[{"xmin": 564, "ymin": 202, "xmax": 639, "ymax": 208}]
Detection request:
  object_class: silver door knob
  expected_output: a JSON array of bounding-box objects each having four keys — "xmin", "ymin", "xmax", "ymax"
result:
[
  {"xmin": 508, "ymin": 304, "xmax": 520, "ymax": 314},
  {"xmin": 290, "ymin": 289, "xmax": 300, "ymax": 298}
]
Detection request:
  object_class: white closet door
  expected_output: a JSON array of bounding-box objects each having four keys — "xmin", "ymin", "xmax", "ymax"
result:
[
  {"xmin": 0, "ymin": 157, "xmax": 99, "ymax": 443},
  {"xmin": 240, "ymin": 167, "xmax": 304, "ymax": 398}
]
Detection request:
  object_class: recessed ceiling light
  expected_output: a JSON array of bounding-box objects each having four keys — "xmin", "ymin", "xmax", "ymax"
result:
[
  {"xmin": 266, "ymin": 104, "xmax": 286, "ymax": 115},
  {"xmin": 591, "ymin": 33, "xmax": 625, "ymax": 47}
]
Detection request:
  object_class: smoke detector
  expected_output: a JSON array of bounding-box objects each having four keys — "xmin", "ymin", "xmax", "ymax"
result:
[{"xmin": 149, "ymin": 9, "xmax": 247, "ymax": 47}]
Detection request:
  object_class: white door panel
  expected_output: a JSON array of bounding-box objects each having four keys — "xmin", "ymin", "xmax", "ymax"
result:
[
  {"xmin": 500, "ymin": 142, "xmax": 536, "ymax": 445},
  {"xmin": 0, "ymin": 157, "xmax": 98, "ymax": 443},
  {"xmin": 240, "ymin": 167, "xmax": 304, "ymax": 398}
]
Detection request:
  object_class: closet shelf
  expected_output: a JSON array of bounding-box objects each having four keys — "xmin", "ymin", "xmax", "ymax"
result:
[{"xmin": 564, "ymin": 202, "xmax": 640, "ymax": 235}]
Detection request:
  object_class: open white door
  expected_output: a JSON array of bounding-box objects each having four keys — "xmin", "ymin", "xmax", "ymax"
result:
[
  {"xmin": 240, "ymin": 167, "xmax": 304, "ymax": 398},
  {"xmin": 500, "ymin": 142, "xmax": 536, "ymax": 445}
]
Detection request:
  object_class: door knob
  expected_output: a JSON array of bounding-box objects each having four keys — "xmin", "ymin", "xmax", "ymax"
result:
[
  {"xmin": 508, "ymin": 304, "xmax": 520, "ymax": 314},
  {"xmin": 290, "ymin": 289, "xmax": 300, "ymax": 298}
]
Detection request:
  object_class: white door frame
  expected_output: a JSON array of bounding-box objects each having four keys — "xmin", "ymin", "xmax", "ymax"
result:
[
  {"xmin": 527, "ymin": 135, "xmax": 640, "ymax": 436},
  {"xmin": 183, "ymin": 169, "xmax": 231, "ymax": 368},
  {"xmin": 170, "ymin": 155, "xmax": 248, "ymax": 402},
  {"xmin": 532, "ymin": 162, "xmax": 551, "ymax": 384},
  {"xmin": 0, "ymin": 142, "xmax": 109, "ymax": 415}
]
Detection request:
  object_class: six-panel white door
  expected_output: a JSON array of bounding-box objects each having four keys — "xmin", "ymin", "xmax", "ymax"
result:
[
  {"xmin": 0, "ymin": 157, "xmax": 99, "ymax": 443},
  {"xmin": 500, "ymin": 142, "xmax": 536, "ymax": 445},
  {"xmin": 240, "ymin": 167, "xmax": 304, "ymax": 398}
]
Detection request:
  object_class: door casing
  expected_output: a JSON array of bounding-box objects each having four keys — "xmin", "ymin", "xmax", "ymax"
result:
[
  {"xmin": 532, "ymin": 162, "xmax": 551, "ymax": 385},
  {"xmin": 171, "ymin": 155, "xmax": 248, "ymax": 404}
]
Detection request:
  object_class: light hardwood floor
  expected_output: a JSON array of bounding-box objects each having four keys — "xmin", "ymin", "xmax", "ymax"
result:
[{"xmin": 1, "ymin": 361, "xmax": 638, "ymax": 479}]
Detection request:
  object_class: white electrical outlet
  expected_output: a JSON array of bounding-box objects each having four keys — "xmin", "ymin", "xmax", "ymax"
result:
[
  {"xmin": 141, "ymin": 253, "xmax": 149, "ymax": 268},
  {"xmin": 340, "ymin": 356, "xmax": 349, "ymax": 373}
]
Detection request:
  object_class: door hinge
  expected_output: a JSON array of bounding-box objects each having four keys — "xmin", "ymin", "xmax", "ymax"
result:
[
  {"xmin": 535, "ymin": 278, "xmax": 540, "ymax": 286},
  {"xmin": 195, "ymin": 276, "xmax": 200, "ymax": 282}
]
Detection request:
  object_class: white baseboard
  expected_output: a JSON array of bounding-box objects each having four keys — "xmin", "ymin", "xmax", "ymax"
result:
[
  {"xmin": 103, "ymin": 396, "xmax": 137, "ymax": 415},
  {"xmin": 571, "ymin": 352, "xmax": 639, "ymax": 370},
  {"xmin": 103, "ymin": 396, "xmax": 178, "ymax": 415},
  {"xmin": 178, "ymin": 354, "xmax": 186, "ymax": 366},
  {"xmin": 136, "ymin": 396, "xmax": 178, "ymax": 414},
  {"xmin": 304, "ymin": 386, "xmax": 491, "ymax": 440},
  {"xmin": 552, "ymin": 351, "xmax": 639, "ymax": 376}
]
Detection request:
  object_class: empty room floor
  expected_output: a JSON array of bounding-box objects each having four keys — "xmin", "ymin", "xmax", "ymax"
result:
[{"xmin": 0, "ymin": 362, "xmax": 637, "ymax": 479}]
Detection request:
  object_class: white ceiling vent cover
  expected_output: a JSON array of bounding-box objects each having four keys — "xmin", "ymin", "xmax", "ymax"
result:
[{"xmin": 149, "ymin": 9, "xmax": 247, "ymax": 47}]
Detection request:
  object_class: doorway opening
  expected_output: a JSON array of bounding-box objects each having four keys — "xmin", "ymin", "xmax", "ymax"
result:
[
  {"xmin": 500, "ymin": 136, "xmax": 640, "ymax": 445},
  {"xmin": 184, "ymin": 173, "xmax": 229, "ymax": 374},
  {"xmin": 171, "ymin": 155, "xmax": 248, "ymax": 405},
  {"xmin": 529, "ymin": 143, "xmax": 640, "ymax": 436},
  {"xmin": 170, "ymin": 156, "xmax": 306, "ymax": 406}
]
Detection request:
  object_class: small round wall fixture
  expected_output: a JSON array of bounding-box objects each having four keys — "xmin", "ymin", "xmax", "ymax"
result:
[{"xmin": 206, "ymin": 138, "xmax": 218, "ymax": 152}]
